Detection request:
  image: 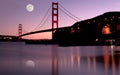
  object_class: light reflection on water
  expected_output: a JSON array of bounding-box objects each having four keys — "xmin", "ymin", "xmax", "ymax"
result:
[{"xmin": 0, "ymin": 42, "xmax": 120, "ymax": 75}]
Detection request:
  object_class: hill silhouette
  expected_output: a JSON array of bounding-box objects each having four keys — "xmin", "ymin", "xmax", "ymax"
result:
[{"xmin": 53, "ymin": 11, "xmax": 120, "ymax": 46}]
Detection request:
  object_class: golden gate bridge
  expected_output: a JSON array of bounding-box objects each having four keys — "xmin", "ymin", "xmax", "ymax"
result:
[
  {"xmin": 0, "ymin": 2, "xmax": 80, "ymax": 41},
  {"xmin": 18, "ymin": 2, "xmax": 81, "ymax": 39}
]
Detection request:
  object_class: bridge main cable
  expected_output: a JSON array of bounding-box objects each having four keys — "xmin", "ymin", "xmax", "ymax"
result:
[{"xmin": 19, "ymin": 26, "xmax": 70, "ymax": 37}]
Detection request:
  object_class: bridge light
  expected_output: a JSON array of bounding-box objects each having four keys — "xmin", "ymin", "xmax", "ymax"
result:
[
  {"xmin": 58, "ymin": 29, "xmax": 61, "ymax": 31},
  {"xmin": 104, "ymin": 18, "xmax": 108, "ymax": 21},
  {"xmin": 53, "ymin": 29, "xmax": 57, "ymax": 33},
  {"xmin": 70, "ymin": 28, "xmax": 75, "ymax": 33},
  {"xmin": 3, "ymin": 37, "xmax": 6, "ymax": 39},
  {"xmin": 77, "ymin": 27, "xmax": 80, "ymax": 32},
  {"xmin": 95, "ymin": 38, "xmax": 99, "ymax": 42},
  {"xmin": 110, "ymin": 16, "xmax": 115, "ymax": 21},
  {"xmin": 118, "ymin": 17, "xmax": 120, "ymax": 19},
  {"xmin": 112, "ymin": 16, "xmax": 115, "ymax": 19},
  {"xmin": 88, "ymin": 21, "xmax": 90, "ymax": 24},
  {"xmin": 102, "ymin": 24, "xmax": 111, "ymax": 34},
  {"xmin": 9, "ymin": 37, "xmax": 12, "ymax": 39},
  {"xmin": 93, "ymin": 20, "xmax": 96, "ymax": 23}
]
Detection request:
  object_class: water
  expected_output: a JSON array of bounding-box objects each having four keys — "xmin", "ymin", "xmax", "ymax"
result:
[{"xmin": 0, "ymin": 42, "xmax": 120, "ymax": 75}]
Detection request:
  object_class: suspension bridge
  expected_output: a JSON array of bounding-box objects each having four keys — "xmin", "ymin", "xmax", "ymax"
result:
[
  {"xmin": 0, "ymin": 2, "xmax": 80, "ymax": 41},
  {"xmin": 18, "ymin": 2, "xmax": 80, "ymax": 39}
]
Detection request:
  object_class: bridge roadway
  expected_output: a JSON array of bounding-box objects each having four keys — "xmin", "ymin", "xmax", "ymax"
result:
[{"xmin": 19, "ymin": 26, "xmax": 70, "ymax": 37}]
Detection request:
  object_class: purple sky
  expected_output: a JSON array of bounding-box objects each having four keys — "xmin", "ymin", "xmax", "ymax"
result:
[{"xmin": 0, "ymin": 0, "xmax": 120, "ymax": 39}]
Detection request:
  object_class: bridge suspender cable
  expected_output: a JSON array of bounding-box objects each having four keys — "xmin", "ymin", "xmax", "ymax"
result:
[
  {"xmin": 31, "ymin": 5, "xmax": 52, "ymax": 31},
  {"xmin": 37, "ymin": 12, "xmax": 51, "ymax": 30},
  {"xmin": 59, "ymin": 8, "xmax": 78, "ymax": 21},
  {"xmin": 59, "ymin": 3, "xmax": 82, "ymax": 21}
]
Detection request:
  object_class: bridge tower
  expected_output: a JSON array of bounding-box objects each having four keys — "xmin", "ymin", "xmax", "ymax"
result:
[
  {"xmin": 52, "ymin": 2, "xmax": 58, "ymax": 38},
  {"xmin": 18, "ymin": 24, "xmax": 22, "ymax": 40}
]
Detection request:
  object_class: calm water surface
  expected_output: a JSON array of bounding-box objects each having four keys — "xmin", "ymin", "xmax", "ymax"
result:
[{"xmin": 0, "ymin": 42, "xmax": 120, "ymax": 75}]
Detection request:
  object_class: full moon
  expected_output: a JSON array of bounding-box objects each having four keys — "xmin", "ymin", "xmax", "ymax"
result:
[
  {"xmin": 26, "ymin": 4, "xmax": 34, "ymax": 12},
  {"xmin": 25, "ymin": 60, "xmax": 35, "ymax": 67}
]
